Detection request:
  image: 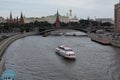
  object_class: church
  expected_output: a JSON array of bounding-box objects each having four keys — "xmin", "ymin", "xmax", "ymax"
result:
[{"xmin": 7, "ymin": 12, "xmax": 24, "ymax": 25}]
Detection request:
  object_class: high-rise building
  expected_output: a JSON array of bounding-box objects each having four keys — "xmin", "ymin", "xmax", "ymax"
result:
[{"xmin": 114, "ymin": 1, "xmax": 120, "ymax": 33}]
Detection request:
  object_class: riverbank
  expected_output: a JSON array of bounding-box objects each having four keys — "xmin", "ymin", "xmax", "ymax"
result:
[
  {"xmin": 88, "ymin": 33, "xmax": 111, "ymax": 45},
  {"xmin": 0, "ymin": 32, "xmax": 37, "ymax": 77},
  {"xmin": 88, "ymin": 33, "xmax": 120, "ymax": 47}
]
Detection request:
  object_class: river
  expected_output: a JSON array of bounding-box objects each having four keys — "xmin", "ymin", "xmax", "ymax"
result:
[{"xmin": 4, "ymin": 34, "xmax": 120, "ymax": 80}]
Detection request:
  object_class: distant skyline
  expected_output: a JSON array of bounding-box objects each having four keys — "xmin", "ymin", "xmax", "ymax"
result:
[{"xmin": 0, "ymin": 0, "xmax": 119, "ymax": 19}]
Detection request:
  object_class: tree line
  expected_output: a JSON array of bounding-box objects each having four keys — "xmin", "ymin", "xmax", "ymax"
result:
[{"xmin": 0, "ymin": 19, "xmax": 113, "ymax": 33}]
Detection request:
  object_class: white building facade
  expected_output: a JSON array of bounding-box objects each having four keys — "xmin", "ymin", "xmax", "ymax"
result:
[
  {"xmin": 0, "ymin": 17, "xmax": 5, "ymax": 23},
  {"xmin": 24, "ymin": 10, "xmax": 79, "ymax": 24}
]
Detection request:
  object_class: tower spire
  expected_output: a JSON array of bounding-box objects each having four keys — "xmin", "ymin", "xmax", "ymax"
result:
[
  {"xmin": 10, "ymin": 12, "xmax": 12, "ymax": 19},
  {"xmin": 20, "ymin": 12, "xmax": 23, "ymax": 19},
  {"xmin": 56, "ymin": 10, "xmax": 59, "ymax": 18},
  {"xmin": 19, "ymin": 12, "xmax": 24, "ymax": 25},
  {"xmin": 8, "ymin": 11, "xmax": 13, "ymax": 23}
]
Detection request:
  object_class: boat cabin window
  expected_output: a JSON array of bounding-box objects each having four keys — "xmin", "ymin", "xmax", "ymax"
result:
[
  {"xmin": 58, "ymin": 46, "xmax": 73, "ymax": 51},
  {"xmin": 58, "ymin": 46, "xmax": 64, "ymax": 50},
  {"xmin": 65, "ymin": 48, "xmax": 73, "ymax": 51}
]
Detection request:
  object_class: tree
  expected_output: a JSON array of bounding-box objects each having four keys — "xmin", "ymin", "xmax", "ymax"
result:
[
  {"xmin": 79, "ymin": 19, "xmax": 89, "ymax": 28},
  {"xmin": 20, "ymin": 26, "xmax": 26, "ymax": 33},
  {"xmin": 101, "ymin": 22, "xmax": 112, "ymax": 26}
]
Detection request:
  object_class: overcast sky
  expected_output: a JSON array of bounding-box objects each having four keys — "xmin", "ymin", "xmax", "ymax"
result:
[{"xmin": 0, "ymin": 0, "xmax": 119, "ymax": 19}]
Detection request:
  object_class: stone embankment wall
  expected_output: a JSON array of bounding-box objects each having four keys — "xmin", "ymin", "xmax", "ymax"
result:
[
  {"xmin": 0, "ymin": 58, "xmax": 5, "ymax": 78},
  {"xmin": 0, "ymin": 32, "xmax": 37, "ymax": 77}
]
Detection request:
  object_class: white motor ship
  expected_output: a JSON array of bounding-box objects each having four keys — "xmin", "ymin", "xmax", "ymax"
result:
[{"xmin": 55, "ymin": 45, "xmax": 76, "ymax": 59}]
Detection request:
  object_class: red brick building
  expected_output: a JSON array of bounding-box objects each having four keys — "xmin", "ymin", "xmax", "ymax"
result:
[{"xmin": 7, "ymin": 12, "xmax": 24, "ymax": 25}]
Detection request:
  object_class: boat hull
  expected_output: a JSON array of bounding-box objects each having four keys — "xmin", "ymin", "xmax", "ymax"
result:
[{"xmin": 55, "ymin": 51, "xmax": 76, "ymax": 59}]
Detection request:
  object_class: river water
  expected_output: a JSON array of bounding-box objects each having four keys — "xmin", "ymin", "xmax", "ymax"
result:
[{"xmin": 4, "ymin": 35, "xmax": 120, "ymax": 80}]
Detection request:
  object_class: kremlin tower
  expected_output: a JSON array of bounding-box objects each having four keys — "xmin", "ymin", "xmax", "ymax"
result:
[{"xmin": 55, "ymin": 11, "xmax": 60, "ymax": 28}]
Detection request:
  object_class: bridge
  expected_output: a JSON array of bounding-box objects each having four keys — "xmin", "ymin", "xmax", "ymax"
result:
[{"xmin": 39, "ymin": 28, "xmax": 87, "ymax": 37}]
